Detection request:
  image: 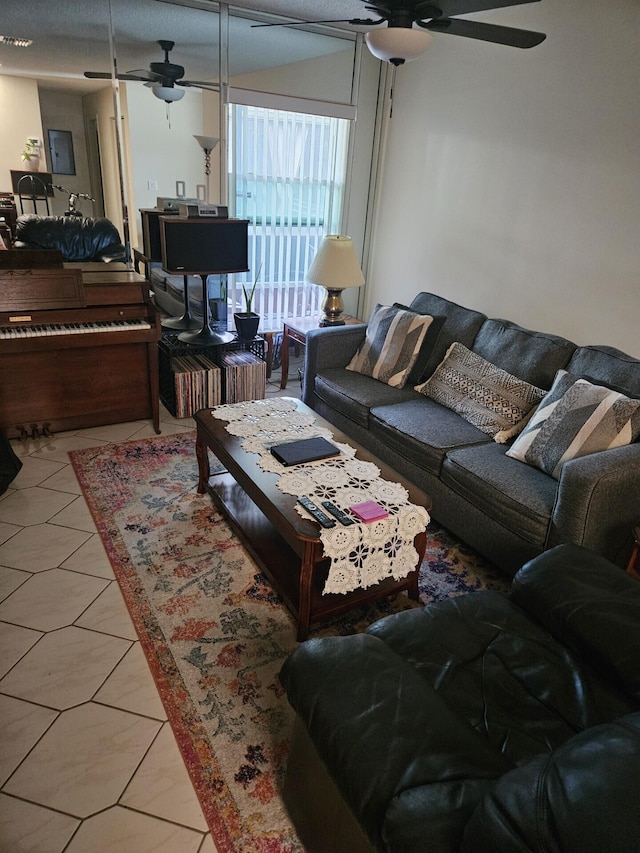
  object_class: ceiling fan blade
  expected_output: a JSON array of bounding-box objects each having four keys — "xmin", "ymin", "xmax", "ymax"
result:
[
  {"xmin": 415, "ymin": 0, "xmax": 541, "ymax": 15},
  {"xmin": 422, "ymin": 18, "xmax": 545, "ymax": 47},
  {"xmin": 84, "ymin": 71, "xmax": 160, "ymax": 81},
  {"xmin": 251, "ymin": 17, "xmax": 382, "ymax": 28},
  {"xmin": 178, "ymin": 80, "xmax": 221, "ymax": 92},
  {"xmin": 125, "ymin": 68, "xmax": 160, "ymax": 82}
]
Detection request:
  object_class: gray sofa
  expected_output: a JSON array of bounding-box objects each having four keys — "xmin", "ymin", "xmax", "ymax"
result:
[{"xmin": 302, "ymin": 292, "xmax": 640, "ymax": 574}]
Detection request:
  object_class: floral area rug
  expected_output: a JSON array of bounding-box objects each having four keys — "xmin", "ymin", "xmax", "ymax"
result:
[{"xmin": 70, "ymin": 431, "xmax": 508, "ymax": 853}]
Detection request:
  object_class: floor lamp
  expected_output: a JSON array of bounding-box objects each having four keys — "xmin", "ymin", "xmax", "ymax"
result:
[
  {"xmin": 159, "ymin": 217, "xmax": 250, "ymax": 346},
  {"xmin": 193, "ymin": 135, "xmax": 219, "ymax": 204}
]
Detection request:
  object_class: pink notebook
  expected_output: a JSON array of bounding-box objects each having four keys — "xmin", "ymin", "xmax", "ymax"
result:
[{"xmin": 349, "ymin": 500, "xmax": 389, "ymax": 523}]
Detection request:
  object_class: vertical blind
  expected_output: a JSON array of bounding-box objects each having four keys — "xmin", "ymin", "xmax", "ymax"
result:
[{"xmin": 227, "ymin": 96, "xmax": 351, "ymax": 331}]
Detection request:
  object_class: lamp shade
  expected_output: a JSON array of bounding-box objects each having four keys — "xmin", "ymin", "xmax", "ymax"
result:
[
  {"xmin": 152, "ymin": 84, "xmax": 185, "ymax": 103},
  {"xmin": 365, "ymin": 28, "xmax": 433, "ymax": 65},
  {"xmin": 193, "ymin": 135, "xmax": 219, "ymax": 152},
  {"xmin": 306, "ymin": 235, "xmax": 365, "ymax": 290}
]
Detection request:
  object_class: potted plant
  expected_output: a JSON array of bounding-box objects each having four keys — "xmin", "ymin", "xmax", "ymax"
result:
[
  {"xmin": 21, "ymin": 137, "xmax": 41, "ymax": 171},
  {"xmin": 234, "ymin": 264, "xmax": 262, "ymax": 341}
]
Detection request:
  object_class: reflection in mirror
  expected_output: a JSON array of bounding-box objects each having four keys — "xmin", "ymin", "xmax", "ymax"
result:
[
  {"xmin": 0, "ymin": 1, "xmax": 114, "ymax": 231},
  {"xmin": 1, "ymin": 0, "xmax": 364, "ymax": 329},
  {"xmin": 228, "ymin": 13, "xmax": 356, "ymax": 104},
  {"xmin": 226, "ymin": 13, "xmax": 358, "ymax": 328},
  {"xmin": 110, "ymin": 0, "xmax": 221, "ymax": 254}
]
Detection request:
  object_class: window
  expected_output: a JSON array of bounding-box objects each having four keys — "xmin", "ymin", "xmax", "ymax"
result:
[{"xmin": 228, "ymin": 93, "xmax": 352, "ymax": 329}]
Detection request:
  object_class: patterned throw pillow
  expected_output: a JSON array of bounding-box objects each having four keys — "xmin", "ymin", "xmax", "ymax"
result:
[
  {"xmin": 415, "ymin": 342, "xmax": 546, "ymax": 442},
  {"xmin": 506, "ymin": 370, "xmax": 640, "ymax": 478},
  {"xmin": 346, "ymin": 304, "xmax": 435, "ymax": 388}
]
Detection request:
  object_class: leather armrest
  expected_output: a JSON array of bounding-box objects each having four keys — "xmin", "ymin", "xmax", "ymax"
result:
[
  {"xmin": 462, "ymin": 712, "xmax": 640, "ymax": 853},
  {"xmin": 511, "ymin": 544, "xmax": 640, "ymax": 703}
]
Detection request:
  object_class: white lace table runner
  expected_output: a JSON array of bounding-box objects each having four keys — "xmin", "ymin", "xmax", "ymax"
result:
[{"xmin": 211, "ymin": 398, "xmax": 430, "ymax": 594}]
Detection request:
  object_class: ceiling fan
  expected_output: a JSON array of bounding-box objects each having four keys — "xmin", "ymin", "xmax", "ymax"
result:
[
  {"xmin": 253, "ymin": 0, "xmax": 546, "ymax": 66},
  {"xmin": 84, "ymin": 40, "xmax": 219, "ymax": 102}
]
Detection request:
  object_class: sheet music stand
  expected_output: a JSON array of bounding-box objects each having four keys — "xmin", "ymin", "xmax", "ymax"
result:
[{"xmin": 11, "ymin": 172, "xmax": 53, "ymax": 215}]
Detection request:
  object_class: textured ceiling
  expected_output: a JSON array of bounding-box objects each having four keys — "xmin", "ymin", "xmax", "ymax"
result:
[
  {"xmin": 216, "ymin": 0, "xmax": 367, "ymax": 25},
  {"xmin": 0, "ymin": 1, "xmax": 367, "ymax": 93},
  {"xmin": 1, "ymin": 1, "xmax": 547, "ymax": 93}
]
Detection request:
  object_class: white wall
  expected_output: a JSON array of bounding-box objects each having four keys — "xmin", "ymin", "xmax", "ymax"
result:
[
  {"xmin": 366, "ymin": 0, "xmax": 640, "ymax": 357},
  {"xmin": 232, "ymin": 47, "xmax": 355, "ymax": 104},
  {"xmin": 0, "ymin": 76, "xmax": 43, "ymax": 196},
  {"xmin": 39, "ymin": 89, "xmax": 93, "ymax": 217},
  {"xmin": 82, "ymin": 87, "xmax": 126, "ymax": 240},
  {"xmin": 126, "ymin": 84, "xmax": 207, "ymax": 215}
]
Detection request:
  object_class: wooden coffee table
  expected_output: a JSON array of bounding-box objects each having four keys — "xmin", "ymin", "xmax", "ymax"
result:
[{"xmin": 194, "ymin": 399, "xmax": 431, "ymax": 640}]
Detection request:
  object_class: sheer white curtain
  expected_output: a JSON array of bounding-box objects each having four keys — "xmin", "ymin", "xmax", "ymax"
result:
[{"xmin": 227, "ymin": 91, "xmax": 352, "ymax": 331}]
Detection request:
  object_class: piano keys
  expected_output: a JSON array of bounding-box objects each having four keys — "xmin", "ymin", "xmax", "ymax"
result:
[
  {"xmin": 1, "ymin": 318, "xmax": 152, "ymax": 341},
  {"xmin": 0, "ymin": 262, "xmax": 161, "ymax": 439}
]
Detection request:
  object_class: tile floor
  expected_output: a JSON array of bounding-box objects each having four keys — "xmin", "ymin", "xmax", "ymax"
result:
[{"xmin": 0, "ymin": 356, "xmax": 303, "ymax": 853}]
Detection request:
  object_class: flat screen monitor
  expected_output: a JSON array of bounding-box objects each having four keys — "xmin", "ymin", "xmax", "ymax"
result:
[{"xmin": 160, "ymin": 217, "xmax": 249, "ymax": 274}]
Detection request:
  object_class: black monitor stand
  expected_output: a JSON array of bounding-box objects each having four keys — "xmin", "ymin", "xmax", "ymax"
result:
[
  {"xmin": 161, "ymin": 275, "xmax": 200, "ymax": 332},
  {"xmin": 177, "ymin": 274, "xmax": 234, "ymax": 345}
]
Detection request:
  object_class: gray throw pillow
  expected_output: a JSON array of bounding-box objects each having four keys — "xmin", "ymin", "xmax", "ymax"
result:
[
  {"xmin": 346, "ymin": 304, "xmax": 435, "ymax": 388},
  {"xmin": 415, "ymin": 342, "xmax": 546, "ymax": 442},
  {"xmin": 392, "ymin": 303, "xmax": 446, "ymax": 385},
  {"xmin": 507, "ymin": 370, "xmax": 640, "ymax": 478}
]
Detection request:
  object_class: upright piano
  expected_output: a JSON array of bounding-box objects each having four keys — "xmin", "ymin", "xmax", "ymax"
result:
[{"xmin": 0, "ymin": 260, "xmax": 161, "ymax": 439}]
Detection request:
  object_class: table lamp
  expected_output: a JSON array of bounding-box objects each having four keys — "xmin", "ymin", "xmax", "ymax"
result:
[{"xmin": 305, "ymin": 235, "xmax": 365, "ymax": 326}]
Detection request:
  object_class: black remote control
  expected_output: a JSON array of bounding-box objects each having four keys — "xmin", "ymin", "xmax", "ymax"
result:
[
  {"xmin": 298, "ymin": 496, "xmax": 336, "ymax": 528},
  {"xmin": 321, "ymin": 500, "xmax": 355, "ymax": 526}
]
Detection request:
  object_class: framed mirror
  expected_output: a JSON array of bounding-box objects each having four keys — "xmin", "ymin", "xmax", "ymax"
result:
[{"xmin": 1, "ymin": 0, "xmax": 366, "ymax": 275}]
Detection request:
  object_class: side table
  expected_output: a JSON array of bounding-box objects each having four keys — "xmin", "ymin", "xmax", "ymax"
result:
[{"xmin": 280, "ymin": 315, "xmax": 363, "ymax": 389}]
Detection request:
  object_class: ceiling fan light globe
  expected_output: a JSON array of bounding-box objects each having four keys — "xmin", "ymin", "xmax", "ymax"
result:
[
  {"xmin": 365, "ymin": 28, "xmax": 433, "ymax": 64},
  {"xmin": 152, "ymin": 83, "xmax": 185, "ymax": 103}
]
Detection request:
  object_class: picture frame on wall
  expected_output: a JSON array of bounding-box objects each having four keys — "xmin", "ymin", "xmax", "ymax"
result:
[{"xmin": 48, "ymin": 129, "xmax": 76, "ymax": 175}]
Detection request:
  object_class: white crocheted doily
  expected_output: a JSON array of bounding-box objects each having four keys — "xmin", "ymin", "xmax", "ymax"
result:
[{"xmin": 212, "ymin": 399, "xmax": 430, "ymax": 594}]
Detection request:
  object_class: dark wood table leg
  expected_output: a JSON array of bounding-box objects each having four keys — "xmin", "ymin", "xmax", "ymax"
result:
[
  {"xmin": 262, "ymin": 331, "xmax": 274, "ymax": 380},
  {"xmin": 280, "ymin": 324, "xmax": 290, "ymax": 389},
  {"xmin": 297, "ymin": 541, "xmax": 318, "ymax": 642},
  {"xmin": 147, "ymin": 339, "xmax": 161, "ymax": 434},
  {"xmin": 196, "ymin": 428, "xmax": 210, "ymax": 494},
  {"xmin": 409, "ymin": 530, "xmax": 427, "ymax": 600}
]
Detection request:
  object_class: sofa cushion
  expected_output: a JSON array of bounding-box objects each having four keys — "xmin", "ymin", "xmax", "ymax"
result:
[
  {"xmin": 472, "ymin": 318, "xmax": 576, "ymax": 388},
  {"xmin": 346, "ymin": 304, "xmax": 435, "ymax": 388},
  {"xmin": 415, "ymin": 342, "xmax": 546, "ymax": 442},
  {"xmin": 370, "ymin": 398, "xmax": 490, "ymax": 475},
  {"xmin": 441, "ymin": 443, "xmax": 557, "ymax": 545},
  {"xmin": 315, "ymin": 369, "xmax": 419, "ymax": 429},
  {"xmin": 566, "ymin": 345, "xmax": 640, "ymax": 397},
  {"xmin": 408, "ymin": 293, "xmax": 487, "ymax": 378},
  {"xmin": 507, "ymin": 371, "xmax": 640, "ymax": 479}
]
